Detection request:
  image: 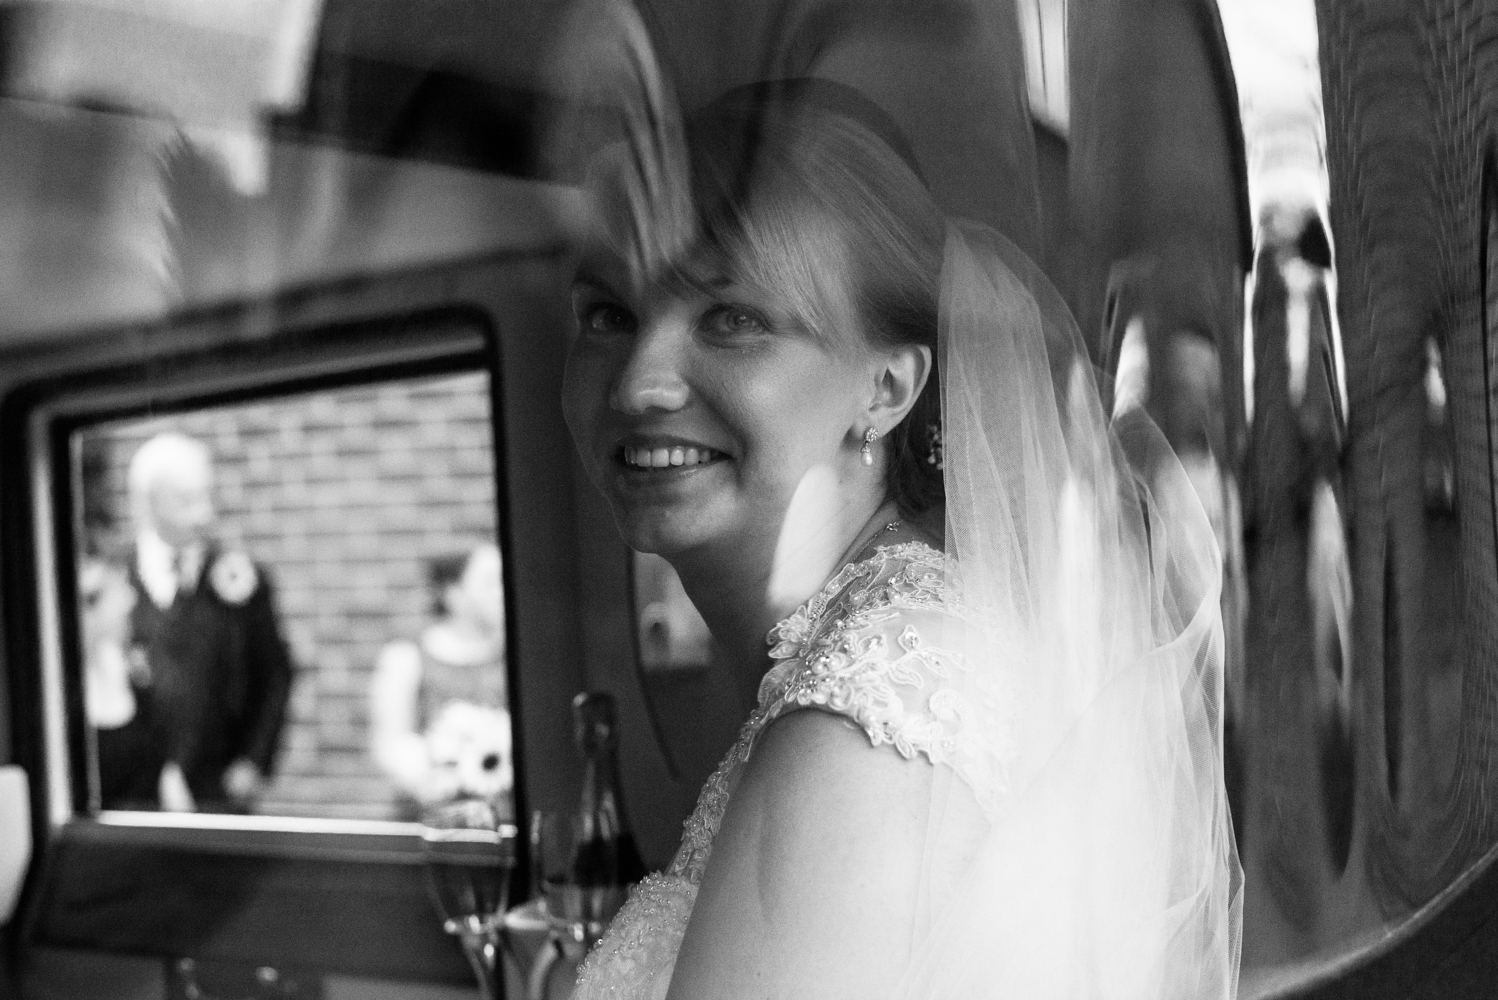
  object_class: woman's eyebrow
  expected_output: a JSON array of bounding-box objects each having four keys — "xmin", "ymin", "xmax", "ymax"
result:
[
  {"xmin": 678, "ymin": 269, "xmax": 768, "ymax": 300},
  {"xmin": 571, "ymin": 264, "xmax": 620, "ymax": 297}
]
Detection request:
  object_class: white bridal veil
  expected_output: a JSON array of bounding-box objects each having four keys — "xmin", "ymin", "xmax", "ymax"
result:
[
  {"xmin": 906, "ymin": 220, "xmax": 1242, "ymax": 998},
  {"xmin": 552, "ymin": 3, "xmax": 1242, "ymax": 996}
]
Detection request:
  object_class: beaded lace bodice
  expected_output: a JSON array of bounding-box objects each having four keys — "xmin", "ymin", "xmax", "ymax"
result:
[{"xmin": 573, "ymin": 541, "xmax": 1013, "ymax": 1000}]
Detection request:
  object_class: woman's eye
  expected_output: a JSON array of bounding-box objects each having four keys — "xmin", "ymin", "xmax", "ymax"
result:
[
  {"xmin": 580, "ymin": 303, "xmax": 636, "ymax": 335},
  {"xmin": 707, "ymin": 306, "xmax": 768, "ymax": 336}
]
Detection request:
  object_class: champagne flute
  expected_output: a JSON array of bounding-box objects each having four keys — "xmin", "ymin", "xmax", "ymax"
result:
[
  {"xmin": 524, "ymin": 809, "xmax": 631, "ymax": 999},
  {"xmin": 422, "ymin": 798, "xmax": 518, "ymax": 1000},
  {"xmin": 530, "ymin": 809, "xmax": 625, "ymax": 943}
]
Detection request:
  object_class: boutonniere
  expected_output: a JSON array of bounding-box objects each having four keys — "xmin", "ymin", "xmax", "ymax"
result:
[{"xmin": 210, "ymin": 551, "xmax": 259, "ymax": 605}]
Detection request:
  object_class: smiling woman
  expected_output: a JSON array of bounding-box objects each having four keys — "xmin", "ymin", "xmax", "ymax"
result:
[
  {"xmin": 619, "ymin": 445, "xmax": 725, "ymax": 470},
  {"xmin": 562, "ymin": 84, "xmax": 943, "ymax": 594},
  {"xmin": 559, "ymin": 70, "xmax": 1239, "ymax": 1000}
]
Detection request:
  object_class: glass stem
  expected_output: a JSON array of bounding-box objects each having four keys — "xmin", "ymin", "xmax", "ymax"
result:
[{"xmin": 456, "ymin": 927, "xmax": 503, "ymax": 1000}]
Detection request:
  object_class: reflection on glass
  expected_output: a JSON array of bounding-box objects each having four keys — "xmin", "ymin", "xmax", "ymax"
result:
[
  {"xmin": 1236, "ymin": 196, "xmax": 1465, "ymax": 974},
  {"xmin": 632, "ymin": 551, "xmax": 711, "ymax": 674},
  {"xmin": 74, "ymin": 369, "xmax": 512, "ymax": 822}
]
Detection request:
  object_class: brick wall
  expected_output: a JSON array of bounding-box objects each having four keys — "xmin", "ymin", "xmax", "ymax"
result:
[{"xmin": 85, "ymin": 370, "xmax": 501, "ymax": 820}]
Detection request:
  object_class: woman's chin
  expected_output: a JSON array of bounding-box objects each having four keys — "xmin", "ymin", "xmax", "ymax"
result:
[
  {"xmin": 602, "ymin": 465, "xmax": 739, "ymax": 556},
  {"xmin": 615, "ymin": 521, "xmax": 697, "ymax": 558},
  {"xmin": 610, "ymin": 507, "xmax": 724, "ymax": 559}
]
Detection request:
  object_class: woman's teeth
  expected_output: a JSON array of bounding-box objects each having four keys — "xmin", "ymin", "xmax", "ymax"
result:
[{"xmin": 623, "ymin": 445, "xmax": 721, "ymax": 469}]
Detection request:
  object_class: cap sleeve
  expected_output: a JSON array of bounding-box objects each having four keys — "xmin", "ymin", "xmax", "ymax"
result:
[{"xmin": 756, "ymin": 544, "xmax": 1014, "ymax": 815}]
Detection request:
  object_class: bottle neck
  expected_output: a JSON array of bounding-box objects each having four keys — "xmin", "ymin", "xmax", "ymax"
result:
[
  {"xmin": 578, "ymin": 740, "xmax": 628, "ymax": 842},
  {"xmin": 571, "ymin": 705, "xmax": 649, "ymax": 887}
]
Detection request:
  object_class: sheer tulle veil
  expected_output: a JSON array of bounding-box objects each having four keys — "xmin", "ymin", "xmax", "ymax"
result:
[
  {"xmin": 909, "ymin": 220, "xmax": 1242, "ymax": 998},
  {"xmin": 551, "ymin": 4, "xmax": 1242, "ymax": 994}
]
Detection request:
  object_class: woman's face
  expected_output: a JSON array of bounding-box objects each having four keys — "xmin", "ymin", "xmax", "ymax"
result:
[
  {"xmin": 562, "ymin": 245, "xmax": 883, "ymax": 558},
  {"xmin": 450, "ymin": 544, "xmax": 504, "ymax": 636}
]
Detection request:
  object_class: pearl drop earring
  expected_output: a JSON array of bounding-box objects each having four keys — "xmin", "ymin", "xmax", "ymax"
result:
[{"xmin": 861, "ymin": 427, "xmax": 880, "ymax": 466}]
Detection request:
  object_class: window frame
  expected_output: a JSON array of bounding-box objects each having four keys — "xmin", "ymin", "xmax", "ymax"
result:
[{"xmin": 2, "ymin": 280, "xmax": 540, "ymax": 984}]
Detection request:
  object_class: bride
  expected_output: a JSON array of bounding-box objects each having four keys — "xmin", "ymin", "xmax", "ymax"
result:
[{"xmin": 559, "ymin": 74, "xmax": 1240, "ymax": 999}]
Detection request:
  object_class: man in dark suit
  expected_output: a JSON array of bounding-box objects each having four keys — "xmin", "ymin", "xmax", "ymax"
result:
[{"xmin": 126, "ymin": 432, "xmax": 293, "ymax": 812}]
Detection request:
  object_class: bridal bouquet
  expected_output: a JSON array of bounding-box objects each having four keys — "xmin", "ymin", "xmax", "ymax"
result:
[{"xmin": 425, "ymin": 701, "xmax": 514, "ymax": 804}]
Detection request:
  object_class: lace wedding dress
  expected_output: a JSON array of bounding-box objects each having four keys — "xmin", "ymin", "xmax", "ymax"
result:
[
  {"xmin": 573, "ymin": 540, "xmax": 995, "ymax": 1000},
  {"xmin": 567, "ymin": 222, "xmax": 1241, "ymax": 1000},
  {"xmin": 568, "ymin": 221, "xmax": 1240, "ymax": 1000},
  {"xmin": 552, "ymin": 7, "xmax": 1238, "ymax": 992}
]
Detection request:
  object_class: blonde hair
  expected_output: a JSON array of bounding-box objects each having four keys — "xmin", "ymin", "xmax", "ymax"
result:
[{"xmin": 592, "ymin": 80, "xmax": 948, "ymax": 513}]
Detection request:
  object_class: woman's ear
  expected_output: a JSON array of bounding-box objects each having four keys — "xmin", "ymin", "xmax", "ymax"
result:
[{"xmin": 869, "ymin": 343, "xmax": 932, "ymax": 430}]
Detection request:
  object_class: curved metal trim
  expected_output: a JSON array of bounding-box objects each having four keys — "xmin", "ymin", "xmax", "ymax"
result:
[{"xmin": 1248, "ymin": 822, "xmax": 1498, "ymax": 998}]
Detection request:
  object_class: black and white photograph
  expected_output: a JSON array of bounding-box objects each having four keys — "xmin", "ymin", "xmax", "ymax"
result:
[{"xmin": 0, "ymin": 0, "xmax": 1495, "ymax": 998}]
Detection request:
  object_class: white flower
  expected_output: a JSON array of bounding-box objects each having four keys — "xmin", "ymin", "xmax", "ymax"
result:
[
  {"xmin": 209, "ymin": 551, "xmax": 259, "ymax": 605},
  {"xmin": 426, "ymin": 702, "xmax": 514, "ymax": 802}
]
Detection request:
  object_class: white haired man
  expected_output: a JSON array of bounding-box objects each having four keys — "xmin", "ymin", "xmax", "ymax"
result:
[{"xmin": 125, "ymin": 431, "xmax": 293, "ymax": 812}]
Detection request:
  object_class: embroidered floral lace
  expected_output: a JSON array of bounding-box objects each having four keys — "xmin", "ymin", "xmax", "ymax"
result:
[{"xmin": 573, "ymin": 541, "xmax": 1013, "ymax": 1000}]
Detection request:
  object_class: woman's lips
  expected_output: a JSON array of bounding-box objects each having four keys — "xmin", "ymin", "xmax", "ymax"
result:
[{"xmin": 619, "ymin": 444, "xmax": 727, "ymax": 470}]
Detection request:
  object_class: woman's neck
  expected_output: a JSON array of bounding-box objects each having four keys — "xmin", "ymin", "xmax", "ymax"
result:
[{"xmin": 671, "ymin": 494, "xmax": 903, "ymax": 688}]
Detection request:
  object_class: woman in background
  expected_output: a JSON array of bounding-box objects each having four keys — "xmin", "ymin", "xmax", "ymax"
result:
[{"xmin": 369, "ymin": 542, "xmax": 512, "ymax": 820}]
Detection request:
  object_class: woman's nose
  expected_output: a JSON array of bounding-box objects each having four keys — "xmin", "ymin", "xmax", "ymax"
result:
[{"xmin": 610, "ymin": 327, "xmax": 690, "ymax": 414}]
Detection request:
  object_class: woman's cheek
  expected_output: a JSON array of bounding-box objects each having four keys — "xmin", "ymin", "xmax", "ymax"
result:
[{"xmin": 560, "ymin": 349, "xmax": 607, "ymax": 452}]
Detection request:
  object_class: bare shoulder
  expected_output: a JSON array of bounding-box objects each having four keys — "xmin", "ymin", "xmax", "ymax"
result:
[
  {"xmin": 747, "ymin": 706, "xmax": 936, "ymax": 827},
  {"xmin": 664, "ymin": 708, "xmax": 934, "ymax": 1000}
]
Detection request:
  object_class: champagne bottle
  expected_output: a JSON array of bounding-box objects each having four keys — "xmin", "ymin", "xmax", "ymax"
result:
[{"xmin": 569, "ymin": 691, "xmax": 648, "ymax": 897}]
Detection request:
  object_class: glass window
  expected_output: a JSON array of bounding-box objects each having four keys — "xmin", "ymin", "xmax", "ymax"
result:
[{"xmin": 68, "ymin": 369, "xmax": 514, "ymax": 824}]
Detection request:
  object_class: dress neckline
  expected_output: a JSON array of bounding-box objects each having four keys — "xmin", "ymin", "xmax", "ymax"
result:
[
  {"xmin": 759, "ymin": 540, "xmax": 949, "ymax": 705},
  {"xmin": 815, "ymin": 538, "xmax": 945, "ymax": 609}
]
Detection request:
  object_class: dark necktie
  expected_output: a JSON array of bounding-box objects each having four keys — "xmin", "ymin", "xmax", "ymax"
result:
[{"xmin": 174, "ymin": 549, "xmax": 195, "ymax": 595}]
